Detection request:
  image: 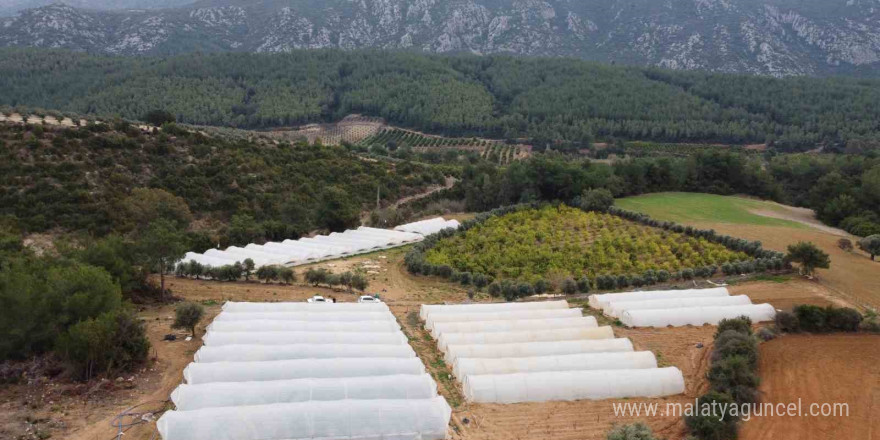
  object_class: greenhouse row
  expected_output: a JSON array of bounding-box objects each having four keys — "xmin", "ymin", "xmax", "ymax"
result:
[
  {"xmin": 158, "ymin": 302, "xmax": 451, "ymax": 440},
  {"xmin": 180, "ymin": 218, "xmax": 460, "ymax": 269},
  {"xmin": 421, "ymin": 300, "xmax": 685, "ymax": 404},
  {"xmin": 589, "ymin": 288, "xmax": 777, "ymax": 327}
]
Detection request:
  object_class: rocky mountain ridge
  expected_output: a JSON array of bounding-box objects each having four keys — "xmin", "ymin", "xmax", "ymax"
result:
[{"xmin": 2, "ymin": 0, "xmax": 879, "ymax": 76}]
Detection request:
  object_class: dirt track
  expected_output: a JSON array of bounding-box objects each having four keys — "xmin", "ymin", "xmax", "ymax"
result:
[{"xmin": 740, "ymin": 334, "xmax": 880, "ymax": 440}]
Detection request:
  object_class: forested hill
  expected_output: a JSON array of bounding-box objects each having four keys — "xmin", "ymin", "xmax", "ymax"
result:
[
  {"xmin": 2, "ymin": 48, "xmax": 880, "ymax": 150},
  {"xmin": 2, "ymin": 1, "xmax": 880, "ymax": 77}
]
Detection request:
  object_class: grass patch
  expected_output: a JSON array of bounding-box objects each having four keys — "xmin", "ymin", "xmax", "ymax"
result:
[{"xmin": 615, "ymin": 192, "xmax": 805, "ymax": 228}]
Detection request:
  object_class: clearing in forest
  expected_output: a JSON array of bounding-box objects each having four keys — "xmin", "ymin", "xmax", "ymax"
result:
[
  {"xmin": 615, "ymin": 192, "xmax": 805, "ymax": 228},
  {"xmin": 424, "ymin": 205, "xmax": 750, "ymax": 282}
]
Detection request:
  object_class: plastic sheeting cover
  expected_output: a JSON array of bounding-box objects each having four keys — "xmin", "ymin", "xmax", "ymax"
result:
[
  {"xmin": 589, "ymin": 287, "xmax": 730, "ymax": 310},
  {"xmin": 444, "ymin": 338, "xmax": 633, "ymax": 364},
  {"xmin": 194, "ymin": 344, "xmax": 416, "ymax": 363},
  {"xmin": 436, "ymin": 326, "xmax": 615, "ymax": 352},
  {"xmin": 453, "ymin": 351, "xmax": 657, "ymax": 377},
  {"xmin": 420, "ymin": 300, "xmax": 567, "ymax": 320},
  {"xmin": 462, "ymin": 367, "xmax": 685, "ymax": 403},
  {"xmin": 183, "ymin": 357, "xmax": 426, "ymax": 384},
  {"xmin": 205, "ymin": 320, "xmax": 399, "ymax": 333},
  {"xmin": 212, "ymin": 311, "xmax": 395, "ymax": 322},
  {"xmin": 425, "ymin": 308, "xmax": 583, "ymax": 330},
  {"xmin": 431, "ymin": 316, "xmax": 597, "ymax": 339},
  {"xmin": 621, "ymin": 303, "xmax": 777, "ymax": 327},
  {"xmin": 202, "ymin": 331, "xmax": 407, "ymax": 346},
  {"xmin": 158, "ymin": 397, "xmax": 452, "ymax": 440},
  {"xmin": 606, "ymin": 295, "xmax": 752, "ymax": 318},
  {"xmin": 221, "ymin": 301, "xmax": 389, "ymax": 313},
  {"xmin": 171, "ymin": 374, "xmax": 438, "ymax": 410}
]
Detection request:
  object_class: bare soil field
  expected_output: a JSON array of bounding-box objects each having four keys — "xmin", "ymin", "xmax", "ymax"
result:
[
  {"xmin": 739, "ymin": 334, "xmax": 880, "ymax": 440},
  {"xmin": 698, "ymin": 223, "xmax": 880, "ymax": 310}
]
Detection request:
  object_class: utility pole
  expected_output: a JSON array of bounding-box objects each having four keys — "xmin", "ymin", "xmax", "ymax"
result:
[{"xmin": 376, "ymin": 184, "xmax": 381, "ymax": 211}]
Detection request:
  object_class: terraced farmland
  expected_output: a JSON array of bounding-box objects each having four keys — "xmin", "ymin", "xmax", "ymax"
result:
[{"xmin": 360, "ymin": 128, "xmax": 528, "ymax": 164}]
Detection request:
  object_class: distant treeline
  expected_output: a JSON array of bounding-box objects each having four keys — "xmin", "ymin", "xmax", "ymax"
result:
[
  {"xmin": 455, "ymin": 151, "xmax": 880, "ymax": 237},
  {"xmin": 2, "ymin": 48, "xmax": 880, "ymax": 150}
]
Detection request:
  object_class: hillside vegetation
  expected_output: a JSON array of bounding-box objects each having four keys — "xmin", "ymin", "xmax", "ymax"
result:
[
  {"xmin": 3, "ymin": 49, "xmax": 880, "ymax": 149},
  {"xmin": 0, "ymin": 121, "xmax": 443, "ymax": 241}
]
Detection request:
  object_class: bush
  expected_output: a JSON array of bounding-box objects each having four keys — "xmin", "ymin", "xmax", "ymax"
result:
[
  {"xmin": 825, "ymin": 307, "xmax": 862, "ymax": 332},
  {"xmin": 712, "ymin": 330, "xmax": 758, "ymax": 368},
  {"xmin": 707, "ymin": 355, "xmax": 760, "ymax": 404},
  {"xmin": 473, "ymin": 273, "xmax": 489, "ymax": 290},
  {"xmin": 774, "ymin": 311, "xmax": 800, "ymax": 333},
  {"xmin": 859, "ymin": 318, "xmax": 880, "ymax": 333},
  {"xmin": 576, "ymin": 188, "xmax": 614, "ymax": 212},
  {"xmin": 715, "ymin": 316, "xmax": 753, "ymax": 338},
  {"xmin": 487, "ymin": 282, "xmax": 501, "ymax": 297},
  {"xmin": 172, "ymin": 302, "xmax": 205, "ymax": 337},
  {"xmin": 435, "ymin": 265, "xmax": 453, "ymax": 278},
  {"xmin": 561, "ymin": 278, "xmax": 578, "ymax": 294},
  {"xmin": 837, "ymin": 238, "xmax": 854, "ymax": 252},
  {"xmin": 793, "ymin": 305, "xmax": 827, "ymax": 332},
  {"xmin": 278, "ymin": 267, "xmax": 296, "ymax": 284},
  {"xmin": 606, "ymin": 422, "xmax": 658, "ymax": 440},
  {"xmin": 756, "ymin": 327, "xmax": 777, "ymax": 341},
  {"xmin": 577, "ymin": 277, "xmax": 591, "ymax": 293},
  {"xmin": 656, "ymin": 270, "xmax": 670, "ymax": 282},
  {"xmin": 56, "ymin": 309, "xmax": 150, "ymax": 381},
  {"xmin": 533, "ymin": 279, "xmax": 550, "ymax": 294},
  {"xmin": 685, "ymin": 392, "xmax": 739, "ymax": 440},
  {"xmin": 786, "ymin": 241, "xmax": 831, "ymax": 277}
]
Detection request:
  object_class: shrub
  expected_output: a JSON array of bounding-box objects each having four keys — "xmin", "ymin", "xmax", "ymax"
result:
[
  {"xmin": 577, "ymin": 277, "xmax": 591, "ymax": 293},
  {"xmin": 561, "ymin": 278, "xmax": 578, "ymax": 294},
  {"xmin": 305, "ymin": 267, "xmax": 329, "ymax": 286},
  {"xmin": 774, "ymin": 311, "xmax": 800, "ymax": 333},
  {"xmin": 606, "ymin": 422, "xmax": 658, "ymax": 440},
  {"xmin": 715, "ymin": 316, "xmax": 753, "ymax": 338},
  {"xmin": 350, "ymin": 273, "xmax": 369, "ymax": 292},
  {"xmin": 793, "ymin": 305, "xmax": 827, "ymax": 332},
  {"xmin": 837, "ymin": 238, "xmax": 854, "ymax": 252},
  {"xmin": 859, "ymin": 318, "xmax": 880, "ymax": 333},
  {"xmin": 707, "ymin": 355, "xmax": 760, "ymax": 404},
  {"xmin": 533, "ymin": 279, "xmax": 550, "ymax": 294},
  {"xmin": 487, "ymin": 282, "xmax": 501, "ymax": 297},
  {"xmin": 56, "ymin": 309, "xmax": 150, "ymax": 381},
  {"xmin": 172, "ymin": 302, "xmax": 205, "ymax": 337},
  {"xmin": 435, "ymin": 265, "xmax": 453, "ymax": 278},
  {"xmin": 473, "ymin": 273, "xmax": 489, "ymax": 290},
  {"xmin": 576, "ymin": 188, "xmax": 614, "ymax": 212},
  {"xmin": 681, "ymin": 268, "xmax": 695, "ymax": 280},
  {"xmin": 712, "ymin": 330, "xmax": 758, "ymax": 368},
  {"xmin": 685, "ymin": 391, "xmax": 739, "ymax": 440},
  {"xmin": 825, "ymin": 307, "xmax": 862, "ymax": 332},
  {"xmin": 656, "ymin": 270, "xmax": 670, "ymax": 282},
  {"xmin": 278, "ymin": 267, "xmax": 296, "ymax": 284},
  {"xmin": 458, "ymin": 272, "xmax": 472, "ymax": 286},
  {"xmin": 756, "ymin": 326, "xmax": 777, "ymax": 341}
]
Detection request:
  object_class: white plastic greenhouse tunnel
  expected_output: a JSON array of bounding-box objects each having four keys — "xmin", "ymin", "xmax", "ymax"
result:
[
  {"xmin": 419, "ymin": 300, "xmax": 685, "ymax": 404},
  {"xmin": 588, "ymin": 287, "xmax": 731, "ymax": 311},
  {"xmin": 589, "ymin": 287, "xmax": 775, "ymax": 327},
  {"xmin": 158, "ymin": 397, "xmax": 452, "ymax": 440},
  {"xmin": 462, "ymin": 368, "xmax": 686, "ymax": 403},
  {"xmin": 158, "ymin": 302, "xmax": 452, "ymax": 440},
  {"xmin": 436, "ymin": 326, "xmax": 615, "ymax": 352},
  {"xmin": 620, "ymin": 303, "xmax": 777, "ymax": 327},
  {"xmin": 430, "ymin": 316, "xmax": 597, "ymax": 339},
  {"xmin": 178, "ymin": 217, "xmax": 459, "ymax": 270},
  {"xmin": 605, "ymin": 295, "xmax": 753, "ymax": 318}
]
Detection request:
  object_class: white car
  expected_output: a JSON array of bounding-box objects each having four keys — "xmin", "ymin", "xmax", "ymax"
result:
[
  {"xmin": 307, "ymin": 295, "xmax": 327, "ymax": 303},
  {"xmin": 358, "ymin": 295, "xmax": 381, "ymax": 303}
]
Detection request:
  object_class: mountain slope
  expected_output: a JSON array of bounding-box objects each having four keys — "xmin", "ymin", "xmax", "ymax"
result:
[{"xmin": 1, "ymin": 0, "xmax": 879, "ymax": 76}]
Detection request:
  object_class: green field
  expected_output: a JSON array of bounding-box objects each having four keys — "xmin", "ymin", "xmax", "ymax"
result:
[{"xmin": 615, "ymin": 193, "xmax": 805, "ymax": 229}]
